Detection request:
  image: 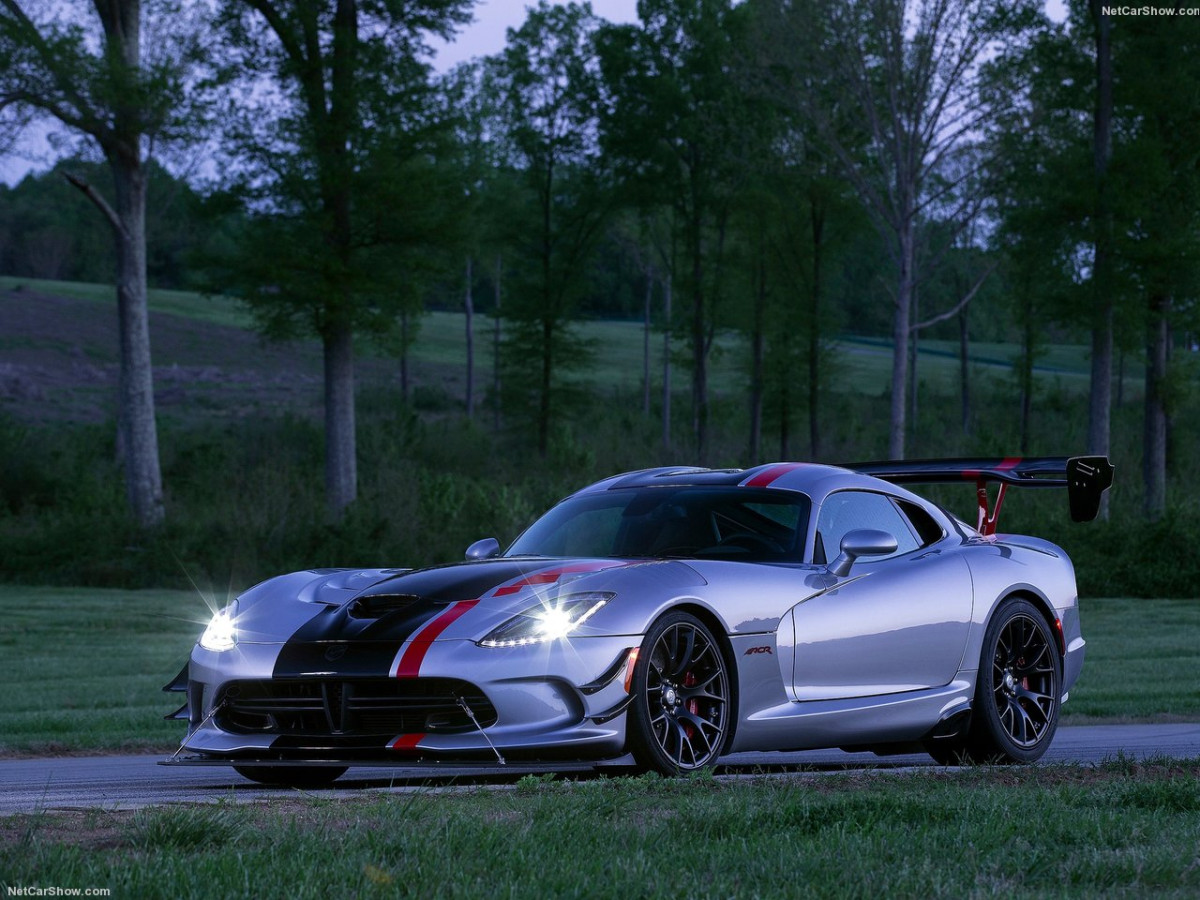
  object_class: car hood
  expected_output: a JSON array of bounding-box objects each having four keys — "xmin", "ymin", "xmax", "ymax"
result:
[
  {"xmin": 225, "ymin": 557, "xmax": 701, "ymax": 679},
  {"xmin": 234, "ymin": 556, "xmax": 697, "ymax": 643}
]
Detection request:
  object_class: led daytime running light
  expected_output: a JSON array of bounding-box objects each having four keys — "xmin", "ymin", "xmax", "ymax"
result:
[{"xmin": 480, "ymin": 592, "xmax": 612, "ymax": 648}]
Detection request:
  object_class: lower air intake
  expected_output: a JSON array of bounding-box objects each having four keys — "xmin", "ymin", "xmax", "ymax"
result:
[{"xmin": 215, "ymin": 677, "xmax": 496, "ymax": 737}]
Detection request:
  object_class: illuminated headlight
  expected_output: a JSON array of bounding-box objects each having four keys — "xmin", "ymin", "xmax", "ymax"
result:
[
  {"xmin": 479, "ymin": 592, "xmax": 612, "ymax": 648},
  {"xmin": 199, "ymin": 602, "xmax": 239, "ymax": 652}
]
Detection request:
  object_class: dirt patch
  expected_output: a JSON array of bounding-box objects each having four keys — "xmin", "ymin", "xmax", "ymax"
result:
[{"xmin": 0, "ymin": 286, "xmax": 408, "ymax": 424}]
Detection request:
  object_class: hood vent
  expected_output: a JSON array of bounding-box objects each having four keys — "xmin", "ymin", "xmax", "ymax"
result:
[{"xmin": 347, "ymin": 593, "xmax": 426, "ymax": 619}]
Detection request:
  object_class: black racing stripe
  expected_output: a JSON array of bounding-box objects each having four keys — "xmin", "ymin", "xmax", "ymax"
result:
[
  {"xmin": 359, "ymin": 560, "xmax": 543, "ymax": 603},
  {"xmin": 271, "ymin": 559, "xmax": 554, "ymax": 679}
]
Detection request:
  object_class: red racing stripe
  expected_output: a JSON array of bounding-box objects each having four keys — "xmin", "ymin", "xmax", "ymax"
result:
[
  {"xmin": 491, "ymin": 561, "xmax": 620, "ymax": 597},
  {"xmin": 962, "ymin": 457, "xmax": 1022, "ymax": 481},
  {"xmin": 390, "ymin": 733, "xmax": 424, "ymax": 752},
  {"xmin": 393, "ymin": 599, "xmax": 480, "ymax": 678},
  {"xmin": 743, "ymin": 463, "xmax": 804, "ymax": 488}
]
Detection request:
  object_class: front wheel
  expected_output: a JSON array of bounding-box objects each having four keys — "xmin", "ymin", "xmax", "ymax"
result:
[
  {"xmin": 627, "ymin": 611, "xmax": 731, "ymax": 775},
  {"xmin": 930, "ymin": 598, "xmax": 1061, "ymax": 765}
]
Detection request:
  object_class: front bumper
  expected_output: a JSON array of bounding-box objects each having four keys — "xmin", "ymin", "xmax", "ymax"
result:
[{"xmin": 175, "ymin": 635, "xmax": 639, "ymax": 763}]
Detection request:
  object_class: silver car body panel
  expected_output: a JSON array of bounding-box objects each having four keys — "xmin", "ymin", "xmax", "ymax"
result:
[{"xmin": 169, "ymin": 460, "xmax": 1091, "ymax": 765}]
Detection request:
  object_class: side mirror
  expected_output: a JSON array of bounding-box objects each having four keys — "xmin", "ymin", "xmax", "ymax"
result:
[
  {"xmin": 827, "ymin": 529, "xmax": 897, "ymax": 578},
  {"xmin": 465, "ymin": 538, "xmax": 501, "ymax": 560}
]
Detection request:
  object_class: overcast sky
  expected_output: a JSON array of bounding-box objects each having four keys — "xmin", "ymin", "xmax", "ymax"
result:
[
  {"xmin": 433, "ymin": 0, "xmax": 640, "ymax": 69},
  {"xmin": 0, "ymin": 1, "xmax": 642, "ymax": 186}
]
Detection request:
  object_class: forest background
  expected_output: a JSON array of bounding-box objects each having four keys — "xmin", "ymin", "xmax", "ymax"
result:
[{"xmin": 0, "ymin": 0, "xmax": 1197, "ymax": 597}]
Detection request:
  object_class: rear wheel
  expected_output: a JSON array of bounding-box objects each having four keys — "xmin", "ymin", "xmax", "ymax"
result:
[
  {"xmin": 927, "ymin": 598, "xmax": 1061, "ymax": 765},
  {"xmin": 627, "ymin": 611, "xmax": 731, "ymax": 775},
  {"xmin": 233, "ymin": 765, "xmax": 348, "ymax": 786}
]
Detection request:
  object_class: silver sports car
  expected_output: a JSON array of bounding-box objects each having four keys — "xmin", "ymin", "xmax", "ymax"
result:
[{"xmin": 164, "ymin": 456, "xmax": 1113, "ymax": 783}]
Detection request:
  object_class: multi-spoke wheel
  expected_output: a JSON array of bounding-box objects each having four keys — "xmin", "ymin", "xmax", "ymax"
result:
[
  {"xmin": 627, "ymin": 611, "xmax": 731, "ymax": 774},
  {"xmin": 927, "ymin": 598, "xmax": 1061, "ymax": 765}
]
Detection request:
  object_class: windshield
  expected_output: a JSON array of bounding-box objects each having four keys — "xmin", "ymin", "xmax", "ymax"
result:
[{"xmin": 505, "ymin": 487, "xmax": 810, "ymax": 562}]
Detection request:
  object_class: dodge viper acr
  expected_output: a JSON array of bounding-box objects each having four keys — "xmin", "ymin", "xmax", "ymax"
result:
[{"xmin": 163, "ymin": 456, "xmax": 1113, "ymax": 783}]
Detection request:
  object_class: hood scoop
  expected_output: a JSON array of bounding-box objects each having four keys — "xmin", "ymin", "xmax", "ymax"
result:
[{"xmin": 347, "ymin": 593, "xmax": 444, "ymax": 620}]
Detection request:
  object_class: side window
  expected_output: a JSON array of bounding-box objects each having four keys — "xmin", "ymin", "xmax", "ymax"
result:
[
  {"xmin": 896, "ymin": 499, "xmax": 945, "ymax": 547},
  {"xmin": 814, "ymin": 491, "xmax": 920, "ymax": 564}
]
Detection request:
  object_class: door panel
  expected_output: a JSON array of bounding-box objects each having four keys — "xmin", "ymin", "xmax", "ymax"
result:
[{"xmin": 791, "ymin": 549, "xmax": 973, "ymax": 700}]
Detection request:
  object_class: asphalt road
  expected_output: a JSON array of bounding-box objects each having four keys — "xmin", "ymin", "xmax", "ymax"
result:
[{"xmin": 2, "ymin": 724, "xmax": 1197, "ymax": 815}]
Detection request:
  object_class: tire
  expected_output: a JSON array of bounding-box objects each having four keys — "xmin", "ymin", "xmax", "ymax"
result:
[
  {"xmin": 930, "ymin": 598, "xmax": 1061, "ymax": 765},
  {"xmin": 233, "ymin": 765, "xmax": 348, "ymax": 786},
  {"xmin": 627, "ymin": 611, "xmax": 731, "ymax": 775}
]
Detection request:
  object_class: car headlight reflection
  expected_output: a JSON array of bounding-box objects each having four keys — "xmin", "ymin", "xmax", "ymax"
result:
[
  {"xmin": 479, "ymin": 592, "xmax": 612, "ymax": 648},
  {"xmin": 199, "ymin": 602, "xmax": 239, "ymax": 652}
]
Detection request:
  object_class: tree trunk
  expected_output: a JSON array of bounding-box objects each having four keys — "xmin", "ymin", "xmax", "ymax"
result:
[
  {"xmin": 888, "ymin": 225, "xmax": 914, "ymax": 459},
  {"xmin": 1143, "ymin": 293, "xmax": 1169, "ymax": 520},
  {"xmin": 1019, "ymin": 298, "xmax": 1034, "ymax": 455},
  {"xmin": 59, "ymin": 0, "xmax": 165, "ymax": 529},
  {"xmin": 399, "ymin": 310, "xmax": 410, "ymax": 403},
  {"xmin": 643, "ymin": 273, "xmax": 652, "ymax": 416},
  {"xmin": 324, "ymin": 319, "xmax": 357, "ymax": 518},
  {"xmin": 908, "ymin": 282, "xmax": 919, "ymax": 446},
  {"xmin": 1088, "ymin": 0, "xmax": 1114, "ymax": 517},
  {"xmin": 662, "ymin": 272, "xmax": 672, "ymax": 454},
  {"xmin": 690, "ymin": 224, "xmax": 708, "ymax": 462},
  {"xmin": 464, "ymin": 255, "xmax": 474, "ymax": 418},
  {"xmin": 808, "ymin": 197, "xmax": 824, "ymax": 459},
  {"xmin": 1116, "ymin": 347, "xmax": 1124, "ymax": 407},
  {"xmin": 779, "ymin": 377, "xmax": 791, "ymax": 460},
  {"xmin": 748, "ymin": 254, "xmax": 765, "ymax": 462},
  {"xmin": 493, "ymin": 253, "xmax": 502, "ymax": 432},
  {"xmin": 538, "ymin": 310, "xmax": 552, "ymax": 458},
  {"xmin": 110, "ymin": 153, "xmax": 164, "ymax": 528},
  {"xmin": 958, "ymin": 306, "xmax": 970, "ymax": 436}
]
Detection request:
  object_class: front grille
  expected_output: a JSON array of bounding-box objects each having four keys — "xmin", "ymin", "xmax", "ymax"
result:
[{"xmin": 215, "ymin": 678, "xmax": 496, "ymax": 736}]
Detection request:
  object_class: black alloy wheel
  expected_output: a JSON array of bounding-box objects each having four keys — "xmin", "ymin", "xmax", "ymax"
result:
[
  {"xmin": 928, "ymin": 597, "xmax": 1061, "ymax": 765},
  {"xmin": 627, "ymin": 611, "xmax": 731, "ymax": 774},
  {"xmin": 989, "ymin": 609, "xmax": 1059, "ymax": 750}
]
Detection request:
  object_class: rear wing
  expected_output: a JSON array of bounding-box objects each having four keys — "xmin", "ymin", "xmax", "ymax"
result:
[{"xmin": 843, "ymin": 456, "xmax": 1114, "ymax": 535}]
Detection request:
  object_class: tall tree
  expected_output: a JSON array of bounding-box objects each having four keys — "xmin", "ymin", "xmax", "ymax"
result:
[
  {"xmin": 1109, "ymin": 11, "xmax": 1200, "ymax": 519},
  {"xmin": 598, "ymin": 0, "xmax": 760, "ymax": 461},
  {"xmin": 487, "ymin": 1, "xmax": 612, "ymax": 456},
  {"xmin": 1085, "ymin": 0, "xmax": 1114, "ymax": 510},
  {"xmin": 759, "ymin": 0, "xmax": 1031, "ymax": 458},
  {"xmin": 985, "ymin": 18, "xmax": 1088, "ymax": 454},
  {"xmin": 0, "ymin": 0, "xmax": 209, "ymax": 527},
  {"xmin": 215, "ymin": 0, "xmax": 470, "ymax": 517}
]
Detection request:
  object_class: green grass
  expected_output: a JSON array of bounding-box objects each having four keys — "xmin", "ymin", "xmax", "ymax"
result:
[
  {"xmin": 0, "ymin": 275, "xmax": 253, "ymax": 329},
  {"xmin": 3, "ymin": 764, "xmax": 1199, "ymax": 896},
  {"xmin": 1065, "ymin": 597, "xmax": 1200, "ymax": 722},
  {"xmin": 2, "ymin": 274, "xmax": 1102, "ymax": 399},
  {"xmin": 0, "ymin": 587, "xmax": 1194, "ymax": 756},
  {"xmin": 0, "ymin": 586, "xmax": 212, "ymax": 755}
]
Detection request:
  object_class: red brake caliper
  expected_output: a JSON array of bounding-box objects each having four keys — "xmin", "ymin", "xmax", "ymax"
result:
[{"xmin": 684, "ymin": 671, "xmax": 698, "ymax": 737}]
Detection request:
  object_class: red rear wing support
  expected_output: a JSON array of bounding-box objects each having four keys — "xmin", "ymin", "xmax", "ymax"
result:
[{"xmin": 843, "ymin": 456, "xmax": 1115, "ymax": 535}]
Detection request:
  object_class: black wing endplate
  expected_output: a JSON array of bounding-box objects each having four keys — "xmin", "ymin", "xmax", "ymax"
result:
[{"xmin": 844, "ymin": 456, "xmax": 1115, "ymax": 534}]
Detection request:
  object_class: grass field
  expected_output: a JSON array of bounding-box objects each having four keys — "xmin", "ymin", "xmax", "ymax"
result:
[
  {"xmin": 2, "ymin": 763, "xmax": 1199, "ymax": 897},
  {"xmin": 0, "ymin": 586, "xmax": 1195, "ymax": 757},
  {"xmin": 0, "ymin": 274, "xmax": 1110, "ymax": 401},
  {"xmin": 0, "ymin": 586, "xmax": 210, "ymax": 756}
]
